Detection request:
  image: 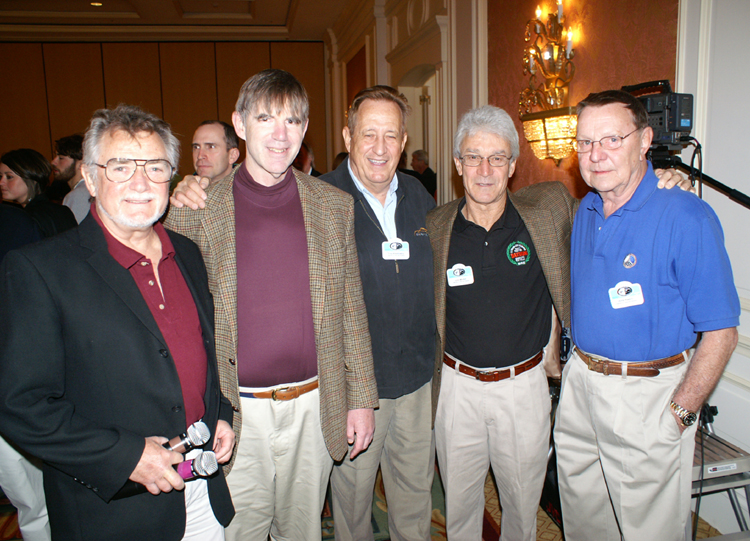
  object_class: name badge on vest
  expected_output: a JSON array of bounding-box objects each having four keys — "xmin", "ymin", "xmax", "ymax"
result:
[
  {"xmin": 382, "ymin": 238, "xmax": 410, "ymax": 260},
  {"xmin": 447, "ymin": 264, "xmax": 474, "ymax": 287},
  {"xmin": 608, "ymin": 281, "xmax": 644, "ymax": 309}
]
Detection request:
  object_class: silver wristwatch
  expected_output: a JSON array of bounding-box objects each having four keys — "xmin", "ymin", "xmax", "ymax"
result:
[{"xmin": 670, "ymin": 401, "xmax": 698, "ymax": 427}]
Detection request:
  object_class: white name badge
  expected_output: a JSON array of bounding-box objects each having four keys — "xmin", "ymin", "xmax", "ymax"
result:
[
  {"xmin": 447, "ymin": 264, "xmax": 474, "ymax": 287},
  {"xmin": 608, "ymin": 281, "xmax": 645, "ymax": 309},
  {"xmin": 382, "ymin": 238, "xmax": 410, "ymax": 260}
]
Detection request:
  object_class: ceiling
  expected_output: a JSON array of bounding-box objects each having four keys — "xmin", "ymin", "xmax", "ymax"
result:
[{"xmin": 0, "ymin": 0, "xmax": 347, "ymax": 41}]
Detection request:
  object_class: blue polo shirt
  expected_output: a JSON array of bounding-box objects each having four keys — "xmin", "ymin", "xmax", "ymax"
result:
[{"xmin": 570, "ymin": 162, "xmax": 740, "ymax": 362}]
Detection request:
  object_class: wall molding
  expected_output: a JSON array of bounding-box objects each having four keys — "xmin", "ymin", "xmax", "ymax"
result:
[
  {"xmin": 721, "ymin": 370, "xmax": 750, "ymax": 394},
  {"xmin": 0, "ymin": 24, "xmax": 291, "ymax": 41},
  {"xmin": 694, "ymin": 0, "xmax": 713, "ymax": 152},
  {"xmin": 385, "ymin": 14, "xmax": 441, "ymax": 66},
  {"xmin": 471, "ymin": 0, "xmax": 488, "ymax": 107},
  {"xmin": 734, "ymin": 331, "xmax": 750, "ymax": 360}
]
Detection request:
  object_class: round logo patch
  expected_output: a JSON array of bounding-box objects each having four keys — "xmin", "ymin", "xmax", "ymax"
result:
[
  {"xmin": 623, "ymin": 253, "xmax": 637, "ymax": 269},
  {"xmin": 507, "ymin": 241, "xmax": 531, "ymax": 266}
]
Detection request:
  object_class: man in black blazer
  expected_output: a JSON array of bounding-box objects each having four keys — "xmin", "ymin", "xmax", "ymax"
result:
[{"xmin": 0, "ymin": 105, "xmax": 235, "ymax": 541}]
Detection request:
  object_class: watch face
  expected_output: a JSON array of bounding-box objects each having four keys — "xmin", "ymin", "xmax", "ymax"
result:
[{"xmin": 683, "ymin": 412, "xmax": 698, "ymax": 426}]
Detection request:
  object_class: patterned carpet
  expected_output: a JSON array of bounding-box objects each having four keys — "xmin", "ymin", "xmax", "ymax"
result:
[
  {"xmin": 0, "ymin": 491, "xmax": 21, "ymax": 541},
  {"xmin": 0, "ymin": 475, "xmax": 723, "ymax": 541},
  {"xmin": 323, "ymin": 468, "xmax": 723, "ymax": 541}
]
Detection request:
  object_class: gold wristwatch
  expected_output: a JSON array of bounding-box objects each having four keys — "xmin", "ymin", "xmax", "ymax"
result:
[{"xmin": 670, "ymin": 401, "xmax": 698, "ymax": 427}]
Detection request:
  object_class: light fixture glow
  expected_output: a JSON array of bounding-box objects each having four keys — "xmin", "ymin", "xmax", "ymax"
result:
[{"xmin": 520, "ymin": 107, "xmax": 578, "ymax": 164}]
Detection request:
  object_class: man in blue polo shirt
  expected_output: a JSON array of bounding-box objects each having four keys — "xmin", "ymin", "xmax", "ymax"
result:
[{"xmin": 554, "ymin": 90, "xmax": 740, "ymax": 541}]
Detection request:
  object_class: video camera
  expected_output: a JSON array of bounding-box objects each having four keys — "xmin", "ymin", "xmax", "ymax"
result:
[{"xmin": 621, "ymin": 80, "xmax": 693, "ymax": 151}]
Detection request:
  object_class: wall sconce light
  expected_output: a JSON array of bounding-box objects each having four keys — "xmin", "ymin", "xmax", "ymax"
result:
[{"xmin": 519, "ymin": 3, "xmax": 578, "ymax": 165}]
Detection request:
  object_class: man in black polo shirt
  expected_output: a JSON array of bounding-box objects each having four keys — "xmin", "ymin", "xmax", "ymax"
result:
[{"xmin": 426, "ymin": 106, "xmax": 577, "ymax": 541}]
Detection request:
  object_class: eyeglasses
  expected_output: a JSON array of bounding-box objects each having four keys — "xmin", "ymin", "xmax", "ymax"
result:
[
  {"xmin": 573, "ymin": 128, "xmax": 640, "ymax": 153},
  {"xmin": 93, "ymin": 158, "xmax": 174, "ymax": 184},
  {"xmin": 459, "ymin": 154, "xmax": 511, "ymax": 167}
]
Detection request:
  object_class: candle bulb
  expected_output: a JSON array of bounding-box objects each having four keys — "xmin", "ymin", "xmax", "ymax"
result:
[
  {"xmin": 558, "ymin": 0, "xmax": 563, "ymax": 21},
  {"xmin": 530, "ymin": 54, "xmax": 536, "ymax": 74},
  {"xmin": 536, "ymin": 5, "xmax": 542, "ymax": 19},
  {"xmin": 566, "ymin": 27, "xmax": 573, "ymax": 57}
]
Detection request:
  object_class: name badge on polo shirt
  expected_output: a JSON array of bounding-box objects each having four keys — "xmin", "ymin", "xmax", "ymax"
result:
[
  {"xmin": 447, "ymin": 264, "xmax": 474, "ymax": 287},
  {"xmin": 608, "ymin": 281, "xmax": 644, "ymax": 309},
  {"xmin": 382, "ymin": 238, "xmax": 410, "ymax": 260}
]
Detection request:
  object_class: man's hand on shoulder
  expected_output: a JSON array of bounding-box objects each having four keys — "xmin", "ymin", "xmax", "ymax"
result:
[
  {"xmin": 347, "ymin": 407, "xmax": 375, "ymax": 460},
  {"xmin": 169, "ymin": 175, "xmax": 210, "ymax": 210},
  {"xmin": 212, "ymin": 419, "xmax": 235, "ymax": 464},
  {"xmin": 129, "ymin": 436, "xmax": 185, "ymax": 495},
  {"xmin": 655, "ymin": 168, "xmax": 695, "ymax": 193}
]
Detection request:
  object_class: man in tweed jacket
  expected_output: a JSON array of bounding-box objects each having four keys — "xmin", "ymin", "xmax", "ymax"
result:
[
  {"xmin": 166, "ymin": 69, "xmax": 378, "ymax": 541},
  {"xmin": 426, "ymin": 106, "xmax": 576, "ymax": 541}
]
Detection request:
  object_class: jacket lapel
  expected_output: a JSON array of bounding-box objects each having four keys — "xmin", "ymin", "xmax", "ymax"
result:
[
  {"xmin": 510, "ymin": 192, "xmax": 567, "ymax": 323},
  {"xmin": 201, "ymin": 177, "xmax": 239, "ymax": 355},
  {"xmin": 296, "ymin": 171, "xmax": 326, "ymax": 337},
  {"xmin": 429, "ymin": 199, "xmax": 461, "ymax": 345},
  {"xmin": 79, "ymin": 217, "xmax": 165, "ymax": 344}
]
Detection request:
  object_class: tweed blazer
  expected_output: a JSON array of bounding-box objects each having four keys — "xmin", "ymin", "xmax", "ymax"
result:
[
  {"xmin": 165, "ymin": 166, "xmax": 378, "ymax": 464},
  {"xmin": 426, "ymin": 181, "xmax": 579, "ymax": 421}
]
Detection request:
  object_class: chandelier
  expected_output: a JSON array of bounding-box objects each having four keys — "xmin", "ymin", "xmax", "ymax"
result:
[{"xmin": 519, "ymin": 3, "xmax": 578, "ymax": 165}]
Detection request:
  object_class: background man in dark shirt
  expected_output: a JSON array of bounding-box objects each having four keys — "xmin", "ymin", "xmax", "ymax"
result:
[{"xmin": 411, "ymin": 149, "xmax": 436, "ymax": 197}]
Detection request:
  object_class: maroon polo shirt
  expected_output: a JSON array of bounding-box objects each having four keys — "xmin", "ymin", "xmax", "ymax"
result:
[
  {"xmin": 91, "ymin": 205, "xmax": 207, "ymax": 426},
  {"xmin": 233, "ymin": 165, "xmax": 318, "ymax": 387}
]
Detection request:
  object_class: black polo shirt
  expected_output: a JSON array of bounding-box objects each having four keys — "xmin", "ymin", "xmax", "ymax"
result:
[{"xmin": 444, "ymin": 197, "xmax": 551, "ymax": 368}]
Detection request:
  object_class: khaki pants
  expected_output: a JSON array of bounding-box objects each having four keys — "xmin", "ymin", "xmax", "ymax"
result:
[
  {"xmin": 225, "ymin": 386, "xmax": 333, "ymax": 541},
  {"xmin": 555, "ymin": 350, "xmax": 696, "ymax": 541},
  {"xmin": 331, "ymin": 381, "xmax": 435, "ymax": 541},
  {"xmin": 435, "ymin": 360, "xmax": 550, "ymax": 541}
]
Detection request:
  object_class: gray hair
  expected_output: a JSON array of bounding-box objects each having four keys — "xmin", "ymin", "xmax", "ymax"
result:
[
  {"xmin": 453, "ymin": 106, "xmax": 520, "ymax": 162},
  {"xmin": 412, "ymin": 149, "xmax": 429, "ymax": 165},
  {"xmin": 83, "ymin": 104, "xmax": 180, "ymax": 177},
  {"xmin": 236, "ymin": 69, "xmax": 309, "ymax": 124}
]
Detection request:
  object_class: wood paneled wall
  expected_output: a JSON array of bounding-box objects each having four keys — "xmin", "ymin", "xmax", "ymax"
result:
[{"xmin": 0, "ymin": 41, "xmax": 327, "ymax": 177}]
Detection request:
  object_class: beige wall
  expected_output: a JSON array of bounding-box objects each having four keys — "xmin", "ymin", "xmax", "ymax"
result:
[{"xmin": 0, "ymin": 41, "xmax": 327, "ymax": 176}]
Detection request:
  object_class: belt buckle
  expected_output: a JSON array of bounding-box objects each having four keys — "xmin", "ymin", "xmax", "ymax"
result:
[
  {"xmin": 271, "ymin": 387, "xmax": 290, "ymax": 401},
  {"xmin": 476, "ymin": 369, "xmax": 494, "ymax": 380},
  {"xmin": 585, "ymin": 356, "xmax": 596, "ymax": 372}
]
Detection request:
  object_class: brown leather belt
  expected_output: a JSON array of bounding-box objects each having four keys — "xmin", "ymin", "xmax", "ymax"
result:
[
  {"xmin": 576, "ymin": 349, "xmax": 685, "ymax": 377},
  {"xmin": 443, "ymin": 351, "xmax": 543, "ymax": 382},
  {"xmin": 242, "ymin": 379, "xmax": 319, "ymax": 401}
]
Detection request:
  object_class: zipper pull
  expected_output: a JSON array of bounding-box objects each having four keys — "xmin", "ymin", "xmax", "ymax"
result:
[{"xmin": 395, "ymin": 261, "xmax": 399, "ymax": 273}]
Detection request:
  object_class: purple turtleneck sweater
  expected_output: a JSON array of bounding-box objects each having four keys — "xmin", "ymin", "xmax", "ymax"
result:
[{"xmin": 233, "ymin": 165, "xmax": 317, "ymax": 387}]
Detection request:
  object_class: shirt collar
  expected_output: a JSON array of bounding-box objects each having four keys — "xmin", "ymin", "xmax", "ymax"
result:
[
  {"xmin": 347, "ymin": 160, "xmax": 399, "ymax": 203},
  {"xmin": 91, "ymin": 205, "xmax": 175, "ymax": 269},
  {"xmin": 453, "ymin": 194, "xmax": 518, "ymax": 233}
]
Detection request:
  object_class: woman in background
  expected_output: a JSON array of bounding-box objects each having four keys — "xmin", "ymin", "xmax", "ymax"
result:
[{"xmin": 0, "ymin": 149, "xmax": 76, "ymax": 237}]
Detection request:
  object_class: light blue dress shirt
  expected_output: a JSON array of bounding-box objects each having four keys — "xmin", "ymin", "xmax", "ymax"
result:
[{"xmin": 347, "ymin": 160, "xmax": 399, "ymax": 240}]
